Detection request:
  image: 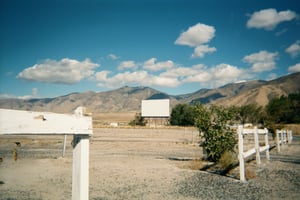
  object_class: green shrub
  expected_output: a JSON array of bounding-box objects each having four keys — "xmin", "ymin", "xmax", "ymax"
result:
[{"xmin": 194, "ymin": 103, "xmax": 236, "ymax": 162}]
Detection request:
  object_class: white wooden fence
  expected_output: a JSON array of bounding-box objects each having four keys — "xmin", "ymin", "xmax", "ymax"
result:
[
  {"xmin": 237, "ymin": 126, "xmax": 293, "ymax": 182},
  {"xmin": 276, "ymin": 129, "xmax": 293, "ymax": 152},
  {"xmin": 237, "ymin": 125, "xmax": 270, "ymax": 182},
  {"xmin": 0, "ymin": 108, "xmax": 92, "ymax": 200}
]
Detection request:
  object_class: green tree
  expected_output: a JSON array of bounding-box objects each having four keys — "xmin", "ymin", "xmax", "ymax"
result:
[
  {"xmin": 239, "ymin": 104, "xmax": 264, "ymax": 125},
  {"xmin": 266, "ymin": 93, "xmax": 300, "ymax": 124},
  {"xmin": 170, "ymin": 104, "xmax": 195, "ymax": 126},
  {"xmin": 194, "ymin": 103, "xmax": 236, "ymax": 162}
]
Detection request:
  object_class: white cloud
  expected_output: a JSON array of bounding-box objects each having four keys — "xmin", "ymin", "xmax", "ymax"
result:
[
  {"xmin": 247, "ymin": 8, "xmax": 297, "ymax": 30},
  {"xmin": 286, "ymin": 41, "xmax": 300, "ymax": 58},
  {"xmin": 108, "ymin": 54, "xmax": 120, "ymax": 60},
  {"xmin": 243, "ymin": 50, "xmax": 278, "ymax": 72},
  {"xmin": 175, "ymin": 23, "xmax": 215, "ymax": 47},
  {"xmin": 31, "ymin": 88, "xmax": 38, "ymax": 97},
  {"xmin": 0, "ymin": 87, "xmax": 39, "ymax": 100},
  {"xmin": 95, "ymin": 70, "xmax": 179, "ymax": 88},
  {"xmin": 95, "ymin": 70, "xmax": 110, "ymax": 81},
  {"xmin": 183, "ymin": 64, "xmax": 245, "ymax": 87},
  {"xmin": 95, "ymin": 56, "xmax": 249, "ymax": 90},
  {"xmin": 191, "ymin": 45, "xmax": 217, "ymax": 58},
  {"xmin": 143, "ymin": 58, "xmax": 174, "ymax": 71},
  {"xmin": 288, "ymin": 63, "xmax": 300, "ymax": 73},
  {"xmin": 17, "ymin": 58, "xmax": 99, "ymax": 84},
  {"xmin": 160, "ymin": 65, "xmax": 204, "ymax": 78},
  {"xmin": 183, "ymin": 71, "xmax": 212, "ymax": 83},
  {"xmin": 118, "ymin": 60, "xmax": 138, "ymax": 70},
  {"xmin": 175, "ymin": 23, "xmax": 216, "ymax": 58},
  {"xmin": 267, "ymin": 73, "xmax": 277, "ymax": 80}
]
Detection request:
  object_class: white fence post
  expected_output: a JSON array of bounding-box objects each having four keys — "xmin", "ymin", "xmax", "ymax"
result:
[
  {"xmin": 264, "ymin": 128, "xmax": 270, "ymax": 161},
  {"xmin": 238, "ymin": 126, "xmax": 270, "ymax": 181},
  {"xmin": 238, "ymin": 125, "xmax": 246, "ymax": 182},
  {"xmin": 62, "ymin": 134, "xmax": 67, "ymax": 157},
  {"xmin": 281, "ymin": 130, "xmax": 284, "ymax": 145},
  {"xmin": 72, "ymin": 135, "xmax": 90, "ymax": 200},
  {"xmin": 276, "ymin": 130, "xmax": 281, "ymax": 152},
  {"xmin": 288, "ymin": 130, "xmax": 293, "ymax": 144},
  {"xmin": 254, "ymin": 126, "xmax": 261, "ymax": 166}
]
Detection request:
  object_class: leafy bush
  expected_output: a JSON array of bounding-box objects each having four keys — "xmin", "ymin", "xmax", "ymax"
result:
[{"xmin": 194, "ymin": 103, "xmax": 236, "ymax": 162}]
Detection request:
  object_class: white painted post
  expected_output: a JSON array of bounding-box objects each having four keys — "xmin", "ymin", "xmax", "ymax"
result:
[
  {"xmin": 288, "ymin": 130, "xmax": 293, "ymax": 144},
  {"xmin": 254, "ymin": 126, "xmax": 261, "ymax": 166},
  {"xmin": 72, "ymin": 135, "xmax": 90, "ymax": 200},
  {"xmin": 276, "ymin": 130, "xmax": 281, "ymax": 152},
  {"xmin": 238, "ymin": 125, "xmax": 246, "ymax": 182},
  {"xmin": 62, "ymin": 134, "xmax": 67, "ymax": 157},
  {"xmin": 281, "ymin": 130, "xmax": 284, "ymax": 146},
  {"xmin": 264, "ymin": 128, "xmax": 270, "ymax": 161}
]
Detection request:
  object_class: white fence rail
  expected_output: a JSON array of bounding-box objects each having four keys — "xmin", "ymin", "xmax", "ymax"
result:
[
  {"xmin": 276, "ymin": 129, "xmax": 293, "ymax": 152},
  {"xmin": 237, "ymin": 126, "xmax": 270, "ymax": 182},
  {"xmin": 237, "ymin": 126, "xmax": 293, "ymax": 182},
  {"xmin": 0, "ymin": 108, "xmax": 92, "ymax": 200}
]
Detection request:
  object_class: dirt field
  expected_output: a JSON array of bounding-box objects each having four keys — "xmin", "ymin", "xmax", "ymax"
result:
[{"xmin": 0, "ymin": 128, "xmax": 300, "ymax": 200}]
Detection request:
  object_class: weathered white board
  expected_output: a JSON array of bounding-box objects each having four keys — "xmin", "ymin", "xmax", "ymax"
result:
[
  {"xmin": 0, "ymin": 108, "xmax": 92, "ymax": 200},
  {"xmin": 0, "ymin": 108, "xmax": 92, "ymax": 135}
]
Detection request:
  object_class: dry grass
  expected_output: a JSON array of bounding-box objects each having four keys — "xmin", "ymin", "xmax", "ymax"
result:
[
  {"xmin": 218, "ymin": 151, "xmax": 236, "ymax": 169},
  {"xmin": 283, "ymin": 124, "xmax": 300, "ymax": 135}
]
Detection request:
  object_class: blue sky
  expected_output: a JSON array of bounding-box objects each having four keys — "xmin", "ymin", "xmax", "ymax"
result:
[{"xmin": 0, "ymin": 0, "xmax": 299, "ymax": 98}]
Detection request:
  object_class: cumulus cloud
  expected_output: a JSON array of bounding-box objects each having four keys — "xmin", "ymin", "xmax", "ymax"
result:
[
  {"xmin": 95, "ymin": 55, "xmax": 249, "ymax": 90},
  {"xmin": 175, "ymin": 23, "xmax": 217, "ymax": 58},
  {"xmin": 175, "ymin": 23, "xmax": 215, "ymax": 47},
  {"xmin": 17, "ymin": 58, "xmax": 99, "ymax": 84},
  {"xmin": 95, "ymin": 70, "xmax": 179, "ymax": 88},
  {"xmin": 243, "ymin": 50, "xmax": 278, "ymax": 72},
  {"xmin": 143, "ymin": 58, "xmax": 174, "ymax": 71},
  {"xmin": 117, "ymin": 60, "xmax": 138, "ymax": 70},
  {"xmin": 191, "ymin": 45, "xmax": 217, "ymax": 58},
  {"xmin": 286, "ymin": 41, "xmax": 300, "ymax": 58},
  {"xmin": 183, "ymin": 64, "xmax": 245, "ymax": 87},
  {"xmin": 108, "ymin": 54, "xmax": 120, "ymax": 60},
  {"xmin": 160, "ymin": 65, "xmax": 205, "ymax": 78},
  {"xmin": 247, "ymin": 8, "xmax": 297, "ymax": 30},
  {"xmin": 288, "ymin": 63, "xmax": 300, "ymax": 73}
]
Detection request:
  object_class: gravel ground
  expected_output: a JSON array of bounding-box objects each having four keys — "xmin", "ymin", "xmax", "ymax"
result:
[
  {"xmin": 0, "ymin": 129, "xmax": 299, "ymax": 200},
  {"xmin": 179, "ymin": 136, "xmax": 300, "ymax": 200},
  {"xmin": 178, "ymin": 161, "xmax": 300, "ymax": 200}
]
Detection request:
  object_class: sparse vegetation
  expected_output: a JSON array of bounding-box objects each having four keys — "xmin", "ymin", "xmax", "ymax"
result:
[{"xmin": 129, "ymin": 112, "xmax": 146, "ymax": 126}]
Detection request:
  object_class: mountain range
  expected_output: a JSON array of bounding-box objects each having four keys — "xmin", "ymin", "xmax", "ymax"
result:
[{"xmin": 0, "ymin": 72, "xmax": 299, "ymax": 113}]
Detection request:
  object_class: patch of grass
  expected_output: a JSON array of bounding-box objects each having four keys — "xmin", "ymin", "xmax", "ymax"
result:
[
  {"xmin": 218, "ymin": 151, "xmax": 236, "ymax": 170},
  {"xmin": 189, "ymin": 159, "xmax": 203, "ymax": 170}
]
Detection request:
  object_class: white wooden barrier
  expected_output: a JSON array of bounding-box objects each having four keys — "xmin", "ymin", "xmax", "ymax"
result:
[
  {"xmin": 0, "ymin": 108, "xmax": 92, "ymax": 200},
  {"xmin": 276, "ymin": 129, "xmax": 293, "ymax": 152},
  {"xmin": 237, "ymin": 125, "xmax": 270, "ymax": 182}
]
